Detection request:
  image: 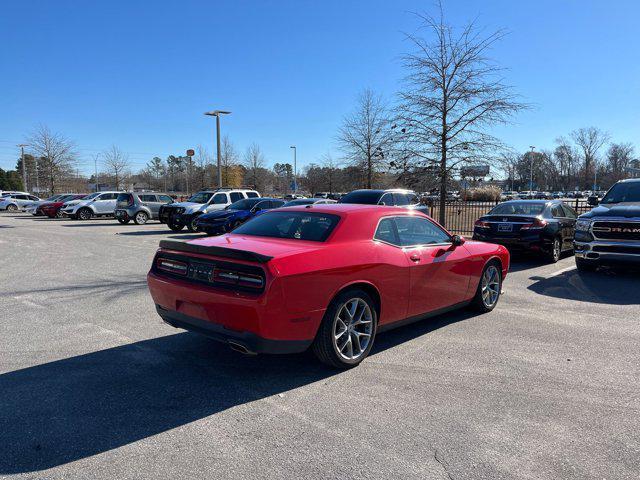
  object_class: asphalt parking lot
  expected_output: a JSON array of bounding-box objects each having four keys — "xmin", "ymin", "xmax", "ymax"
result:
[{"xmin": 1, "ymin": 213, "xmax": 639, "ymax": 480}]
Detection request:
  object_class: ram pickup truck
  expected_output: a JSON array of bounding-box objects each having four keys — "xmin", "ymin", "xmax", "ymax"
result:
[{"xmin": 574, "ymin": 178, "xmax": 640, "ymax": 271}]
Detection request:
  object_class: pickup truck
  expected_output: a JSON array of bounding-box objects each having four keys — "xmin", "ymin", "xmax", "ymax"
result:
[{"xmin": 574, "ymin": 178, "xmax": 640, "ymax": 271}]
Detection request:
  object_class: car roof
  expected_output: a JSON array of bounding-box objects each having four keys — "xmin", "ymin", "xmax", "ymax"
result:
[
  {"xmin": 618, "ymin": 178, "xmax": 640, "ymax": 183},
  {"xmin": 275, "ymin": 203, "xmax": 419, "ymax": 216}
]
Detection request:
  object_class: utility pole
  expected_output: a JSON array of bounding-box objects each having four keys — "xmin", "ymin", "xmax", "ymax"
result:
[
  {"xmin": 17, "ymin": 144, "xmax": 28, "ymax": 191},
  {"xmin": 529, "ymin": 145, "xmax": 535, "ymax": 195},
  {"xmin": 290, "ymin": 145, "xmax": 297, "ymax": 194},
  {"xmin": 93, "ymin": 153, "xmax": 100, "ymax": 192},
  {"xmin": 204, "ymin": 110, "xmax": 231, "ymax": 188}
]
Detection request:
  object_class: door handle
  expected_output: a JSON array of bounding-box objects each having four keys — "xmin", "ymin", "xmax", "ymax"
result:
[{"xmin": 409, "ymin": 253, "xmax": 421, "ymax": 262}]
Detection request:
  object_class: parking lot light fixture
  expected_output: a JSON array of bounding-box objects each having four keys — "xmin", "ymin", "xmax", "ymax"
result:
[{"xmin": 204, "ymin": 110, "xmax": 231, "ymax": 188}]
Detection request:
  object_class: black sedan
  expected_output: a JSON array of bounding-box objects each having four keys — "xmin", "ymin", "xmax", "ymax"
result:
[{"xmin": 472, "ymin": 200, "xmax": 577, "ymax": 262}]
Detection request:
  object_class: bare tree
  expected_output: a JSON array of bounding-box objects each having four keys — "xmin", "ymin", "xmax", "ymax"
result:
[
  {"xmin": 243, "ymin": 143, "xmax": 267, "ymax": 190},
  {"xmin": 396, "ymin": 7, "xmax": 527, "ymax": 225},
  {"xmin": 220, "ymin": 136, "xmax": 239, "ymax": 187},
  {"xmin": 26, "ymin": 125, "xmax": 76, "ymax": 194},
  {"xmin": 102, "ymin": 145, "xmax": 130, "ymax": 190},
  {"xmin": 321, "ymin": 152, "xmax": 338, "ymax": 193},
  {"xmin": 193, "ymin": 145, "xmax": 211, "ymax": 189},
  {"xmin": 605, "ymin": 142, "xmax": 634, "ymax": 183},
  {"xmin": 337, "ymin": 88, "xmax": 394, "ymax": 188},
  {"xmin": 570, "ymin": 127, "xmax": 609, "ymax": 188}
]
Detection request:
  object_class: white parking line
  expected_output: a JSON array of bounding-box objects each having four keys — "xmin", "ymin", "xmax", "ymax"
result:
[{"xmin": 546, "ymin": 265, "xmax": 576, "ymax": 278}]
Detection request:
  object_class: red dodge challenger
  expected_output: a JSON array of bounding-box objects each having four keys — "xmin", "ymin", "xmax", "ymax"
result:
[{"xmin": 147, "ymin": 204, "xmax": 509, "ymax": 368}]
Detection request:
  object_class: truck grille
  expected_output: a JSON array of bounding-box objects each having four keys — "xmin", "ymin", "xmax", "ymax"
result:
[{"xmin": 592, "ymin": 221, "xmax": 640, "ymax": 241}]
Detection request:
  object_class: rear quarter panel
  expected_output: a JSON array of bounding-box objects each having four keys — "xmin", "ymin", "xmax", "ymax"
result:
[{"xmin": 462, "ymin": 240, "xmax": 510, "ymax": 291}]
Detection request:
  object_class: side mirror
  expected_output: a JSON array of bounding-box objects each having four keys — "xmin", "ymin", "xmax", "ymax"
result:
[
  {"xmin": 451, "ymin": 235, "xmax": 465, "ymax": 247},
  {"xmin": 587, "ymin": 195, "xmax": 599, "ymax": 206}
]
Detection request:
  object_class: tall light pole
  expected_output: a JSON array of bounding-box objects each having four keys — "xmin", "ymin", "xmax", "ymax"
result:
[
  {"xmin": 17, "ymin": 144, "xmax": 28, "ymax": 191},
  {"xmin": 290, "ymin": 146, "xmax": 297, "ymax": 194},
  {"xmin": 529, "ymin": 145, "xmax": 535, "ymax": 195},
  {"xmin": 93, "ymin": 153, "xmax": 101, "ymax": 192},
  {"xmin": 204, "ymin": 110, "xmax": 231, "ymax": 188}
]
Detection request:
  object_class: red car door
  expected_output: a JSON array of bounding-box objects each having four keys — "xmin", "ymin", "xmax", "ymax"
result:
[{"xmin": 393, "ymin": 216, "xmax": 472, "ymax": 316}]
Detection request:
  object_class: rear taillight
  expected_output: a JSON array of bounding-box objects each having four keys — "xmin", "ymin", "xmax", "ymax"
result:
[
  {"xmin": 474, "ymin": 220, "xmax": 490, "ymax": 229},
  {"xmin": 521, "ymin": 218, "xmax": 548, "ymax": 230},
  {"xmin": 211, "ymin": 268, "xmax": 264, "ymax": 289},
  {"xmin": 156, "ymin": 258, "xmax": 188, "ymax": 275}
]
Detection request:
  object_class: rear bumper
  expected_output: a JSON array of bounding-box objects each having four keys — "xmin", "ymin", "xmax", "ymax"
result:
[
  {"xmin": 574, "ymin": 241, "xmax": 640, "ymax": 265},
  {"xmin": 472, "ymin": 232, "xmax": 549, "ymax": 251},
  {"xmin": 156, "ymin": 305, "xmax": 312, "ymax": 354}
]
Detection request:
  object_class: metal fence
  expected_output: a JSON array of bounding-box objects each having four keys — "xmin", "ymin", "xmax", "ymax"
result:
[{"xmin": 425, "ymin": 199, "xmax": 592, "ymax": 235}]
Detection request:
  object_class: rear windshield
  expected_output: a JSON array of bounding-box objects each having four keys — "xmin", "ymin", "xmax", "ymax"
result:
[
  {"xmin": 232, "ymin": 211, "xmax": 340, "ymax": 242},
  {"xmin": 339, "ymin": 190, "xmax": 382, "ymax": 204},
  {"xmin": 601, "ymin": 182, "xmax": 640, "ymax": 204},
  {"xmin": 117, "ymin": 193, "xmax": 132, "ymax": 202},
  {"xmin": 283, "ymin": 199, "xmax": 315, "ymax": 207},
  {"xmin": 490, "ymin": 202, "xmax": 546, "ymax": 215}
]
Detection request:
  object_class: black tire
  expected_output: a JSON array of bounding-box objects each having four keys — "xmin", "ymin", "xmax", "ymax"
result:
[
  {"xmin": 470, "ymin": 261, "xmax": 503, "ymax": 313},
  {"xmin": 77, "ymin": 207, "xmax": 92, "ymax": 220},
  {"xmin": 186, "ymin": 214, "xmax": 200, "ymax": 232},
  {"xmin": 312, "ymin": 288, "xmax": 378, "ymax": 369},
  {"xmin": 575, "ymin": 257, "xmax": 597, "ymax": 273},
  {"xmin": 55, "ymin": 209, "xmax": 64, "ymax": 219},
  {"xmin": 117, "ymin": 217, "xmax": 130, "ymax": 224},
  {"xmin": 547, "ymin": 237, "xmax": 562, "ymax": 263},
  {"xmin": 6, "ymin": 204, "xmax": 18, "ymax": 212},
  {"xmin": 168, "ymin": 218, "xmax": 184, "ymax": 231},
  {"xmin": 133, "ymin": 211, "xmax": 149, "ymax": 225}
]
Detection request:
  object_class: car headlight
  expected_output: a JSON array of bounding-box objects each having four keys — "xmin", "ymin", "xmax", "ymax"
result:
[{"xmin": 575, "ymin": 219, "xmax": 591, "ymax": 231}]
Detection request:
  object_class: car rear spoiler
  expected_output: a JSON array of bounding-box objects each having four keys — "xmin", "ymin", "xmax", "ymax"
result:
[{"xmin": 159, "ymin": 240, "xmax": 273, "ymax": 263}]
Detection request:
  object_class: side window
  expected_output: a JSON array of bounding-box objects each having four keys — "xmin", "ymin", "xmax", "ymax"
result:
[
  {"xmin": 407, "ymin": 194, "xmax": 419, "ymax": 205},
  {"xmin": 551, "ymin": 205, "xmax": 563, "ymax": 218},
  {"xmin": 374, "ymin": 218, "xmax": 399, "ymax": 245},
  {"xmin": 378, "ymin": 193, "xmax": 393, "ymax": 206},
  {"xmin": 393, "ymin": 193, "xmax": 409, "ymax": 206},
  {"xmin": 561, "ymin": 204, "xmax": 577, "ymax": 219},
  {"xmin": 17, "ymin": 195, "xmax": 29, "ymax": 200},
  {"xmin": 158, "ymin": 195, "xmax": 173, "ymax": 203},
  {"xmin": 29, "ymin": 195, "xmax": 39, "ymax": 201},
  {"xmin": 230, "ymin": 192, "xmax": 244, "ymax": 202},
  {"xmin": 254, "ymin": 200, "xmax": 269, "ymax": 210},
  {"xmin": 246, "ymin": 191, "xmax": 259, "ymax": 198},
  {"xmin": 139, "ymin": 194, "xmax": 156, "ymax": 202},
  {"xmin": 101, "ymin": 193, "xmax": 117, "ymax": 200},
  {"xmin": 395, "ymin": 216, "xmax": 451, "ymax": 246},
  {"xmin": 211, "ymin": 193, "xmax": 228, "ymax": 204},
  {"xmin": 271, "ymin": 200, "xmax": 285, "ymax": 208}
]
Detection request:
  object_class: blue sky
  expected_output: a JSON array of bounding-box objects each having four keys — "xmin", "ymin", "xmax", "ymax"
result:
[{"xmin": 1, "ymin": 0, "xmax": 639, "ymax": 174}]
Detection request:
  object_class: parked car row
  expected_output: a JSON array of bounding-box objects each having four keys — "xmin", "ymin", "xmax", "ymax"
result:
[{"xmin": 500, "ymin": 190, "xmax": 606, "ymax": 201}]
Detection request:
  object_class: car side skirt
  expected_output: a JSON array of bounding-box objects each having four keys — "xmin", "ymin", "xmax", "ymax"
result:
[{"xmin": 378, "ymin": 300, "xmax": 472, "ymax": 333}]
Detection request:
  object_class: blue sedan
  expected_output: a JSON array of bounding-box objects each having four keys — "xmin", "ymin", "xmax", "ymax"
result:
[{"xmin": 194, "ymin": 197, "xmax": 285, "ymax": 235}]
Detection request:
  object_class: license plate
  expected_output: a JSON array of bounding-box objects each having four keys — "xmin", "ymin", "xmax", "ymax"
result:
[{"xmin": 498, "ymin": 223, "xmax": 513, "ymax": 232}]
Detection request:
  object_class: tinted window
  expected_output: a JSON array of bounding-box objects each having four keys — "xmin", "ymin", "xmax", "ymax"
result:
[
  {"xmin": 232, "ymin": 211, "xmax": 340, "ymax": 242},
  {"xmin": 228, "ymin": 198, "xmax": 261, "ymax": 210},
  {"xmin": 561, "ymin": 204, "xmax": 577, "ymax": 219},
  {"xmin": 28, "ymin": 195, "xmax": 39, "ymax": 201},
  {"xmin": 271, "ymin": 200, "xmax": 285, "ymax": 208},
  {"xmin": 339, "ymin": 190, "xmax": 383, "ymax": 204},
  {"xmin": 188, "ymin": 192, "xmax": 214, "ymax": 204},
  {"xmin": 378, "ymin": 193, "xmax": 393, "ymax": 205},
  {"xmin": 245, "ymin": 191, "xmax": 259, "ymax": 198},
  {"xmin": 158, "ymin": 195, "xmax": 173, "ymax": 203},
  {"xmin": 407, "ymin": 194, "xmax": 420, "ymax": 205},
  {"xmin": 283, "ymin": 199, "xmax": 314, "ymax": 207},
  {"xmin": 116, "ymin": 193, "xmax": 131, "ymax": 203},
  {"xmin": 393, "ymin": 193, "xmax": 409, "ymax": 206},
  {"xmin": 551, "ymin": 205, "xmax": 563, "ymax": 218},
  {"xmin": 490, "ymin": 202, "xmax": 546, "ymax": 215},
  {"xmin": 139, "ymin": 194, "xmax": 157, "ymax": 202},
  {"xmin": 16, "ymin": 195, "xmax": 28, "ymax": 200},
  {"xmin": 601, "ymin": 182, "xmax": 640, "ymax": 204},
  {"xmin": 100, "ymin": 193, "xmax": 118, "ymax": 200},
  {"xmin": 374, "ymin": 218, "xmax": 399, "ymax": 244},
  {"xmin": 211, "ymin": 193, "xmax": 227, "ymax": 204},
  {"xmin": 230, "ymin": 192, "xmax": 244, "ymax": 202},
  {"xmin": 395, "ymin": 216, "xmax": 450, "ymax": 246}
]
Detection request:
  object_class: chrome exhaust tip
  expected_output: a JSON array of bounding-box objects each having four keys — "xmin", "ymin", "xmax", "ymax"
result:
[{"xmin": 228, "ymin": 341, "xmax": 257, "ymax": 356}]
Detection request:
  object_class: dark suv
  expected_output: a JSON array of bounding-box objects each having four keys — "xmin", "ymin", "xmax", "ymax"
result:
[
  {"xmin": 574, "ymin": 178, "xmax": 640, "ymax": 271},
  {"xmin": 114, "ymin": 192, "xmax": 174, "ymax": 225}
]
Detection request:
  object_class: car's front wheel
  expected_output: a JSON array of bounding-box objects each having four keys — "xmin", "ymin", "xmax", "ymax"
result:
[
  {"xmin": 312, "ymin": 289, "xmax": 378, "ymax": 369},
  {"xmin": 6, "ymin": 204, "xmax": 18, "ymax": 212},
  {"xmin": 134, "ymin": 211, "xmax": 149, "ymax": 225},
  {"xmin": 168, "ymin": 218, "xmax": 184, "ymax": 231},
  {"xmin": 471, "ymin": 262, "xmax": 502, "ymax": 313},
  {"xmin": 547, "ymin": 237, "xmax": 562, "ymax": 263},
  {"xmin": 77, "ymin": 208, "xmax": 92, "ymax": 220},
  {"xmin": 186, "ymin": 214, "xmax": 200, "ymax": 232},
  {"xmin": 117, "ymin": 217, "xmax": 130, "ymax": 224}
]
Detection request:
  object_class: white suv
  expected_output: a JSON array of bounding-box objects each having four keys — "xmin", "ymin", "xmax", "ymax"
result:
[
  {"xmin": 61, "ymin": 191, "xmax": 121, "ymax": 220},
  {"xmin": 159, "ymin": 188, "xmax": 260, "ymax": 231}
]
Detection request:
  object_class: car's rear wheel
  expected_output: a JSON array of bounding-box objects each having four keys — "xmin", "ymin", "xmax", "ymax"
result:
[
  {"xmin": 312, "ymin": 289, "xmax": 378, "ymax": 369},
  {"xmin": 55, "ymin": 209, "xmax": 64, "ymax": 218},
  {"xmin": 471, "ymin": 262, "xmax": 502, "ymax": 313},
  {"xmin": 547, "ymin": 237, "xmax": 562, "ymax": 263},
  {"xmin": 6, "ymin": 204, "xmax": 18, "ymax": 212},
  {"xmin": 186, "ymin": 214, "xmax": 200, "ymax": 232},
  {"xmin": 134, "ymin": 211, "xmax": 148, "ymax": 225},
  {"xmin": 78, "ymin": 208, "xmax": 92, "ymax": 220}
]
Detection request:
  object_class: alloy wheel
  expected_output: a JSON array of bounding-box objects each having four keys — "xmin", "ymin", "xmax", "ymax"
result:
[
  {"xmin": 481, "ymin": 265, "xmax": 500, "ymax": 308},
  {"xmin": 553, "ymin": 239, "xmax": 561, "ymax": 262},
  {"xmin": 332, "ymin": 298, "xmax": 373, "ymax": 361},
  {"xmin": 135, "ymin": 212, "xmax": 148, "ymax": 224}
]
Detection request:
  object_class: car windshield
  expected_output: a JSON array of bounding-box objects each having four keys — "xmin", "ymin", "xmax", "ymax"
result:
[
  {"xmin": 601, "ymin": 182, "xmax": 640, "ymax": 204},
  {"xmin": 232, "ymin": 211, "xmax": 340, "ymax": 242},
  {"xmin": 226, "ymin": 198, "xmax": 261, "ymax": 210},
  {"xmin": 283, "ymin": 199, "xmax": 315, "ymax": 207},
  {"xmin": 57, "ymin": 195, "xmax": 75, "ymax": 202},
  {"xmin": 490, "ymin": 202, "xmax": 546, "ymax": 215},
  {"xmin": 45, "ymin": 195, "xmax": 61, "ymax": 201},
  {"xmin": 338, "ymin": 190, "xmax": 383, "ymax": 204},
  {"xmin": 82, "ymin": 193, "xmax": 100, "ymax": 200},
  {"xmin": 187, "ymin": 192, "xmax": 214, "ymax": 204}
]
